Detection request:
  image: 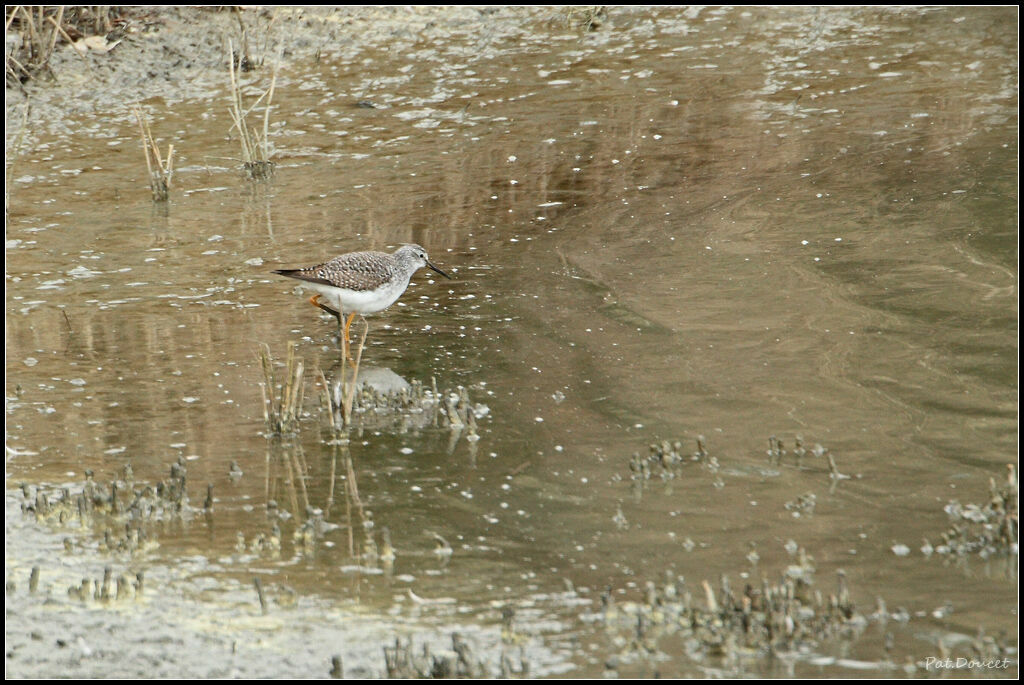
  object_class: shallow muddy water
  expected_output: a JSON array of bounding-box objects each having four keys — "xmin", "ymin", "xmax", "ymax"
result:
[{"xmin": 6, "ymin": 6, "xmax": 1017, "ymax": 678}]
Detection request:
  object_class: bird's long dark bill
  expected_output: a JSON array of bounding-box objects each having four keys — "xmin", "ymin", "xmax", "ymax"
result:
[{"xmin": 427, "ymin": 261, "xmax": 452, "ymax": 279}]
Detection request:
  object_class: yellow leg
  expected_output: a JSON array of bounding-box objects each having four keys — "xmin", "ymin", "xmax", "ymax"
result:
[
  {"xmin": 344, "ymin": 312, "xmax": 357, "ymax": 368},
  {"xmin": 343, "ymin": 312, "xmax": 357, "ymax": 344}
]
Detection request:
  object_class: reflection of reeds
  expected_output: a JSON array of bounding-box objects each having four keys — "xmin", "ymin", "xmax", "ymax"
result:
[
  {"xmin": 257, "ymin": 342, "xmax": 304, "ymax": 434},
  {"xmin": 132, "ymin": 107, "xmax": 174, "ymax": 202},
  {"xmin": 343, "ymin": 450, "xmax": 365, "ymax": 557},
  {"xmin": 227, "ymin": 38, "xmax": 277, "ymax": 180},
  {"xmin": 317, "ymin": 364, "xmax": 371, "ymax": 557}
]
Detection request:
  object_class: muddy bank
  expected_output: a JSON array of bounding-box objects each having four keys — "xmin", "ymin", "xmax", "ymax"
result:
[{"xmin": 6, "ymin": 6, "xmax": 550, "ymax": 140}]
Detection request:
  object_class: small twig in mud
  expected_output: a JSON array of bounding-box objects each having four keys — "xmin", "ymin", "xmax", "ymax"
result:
[
  {"xmin": 826, "ymin": 451, "xmax": 848, "ymax": 480},
  {"xmin": 429, "ymin": 531, "xmax": 453, "ymax": 559},
  {"xmin": 253, "ymin": 576, "xmax": 268, "ymax": 614},
  {"xmin": 59, "ymin": 308, "xmax": 74, "ymax": 337},
  {"xmin": 329, "ymin": 655, "xmax": 343, "ymax": 679},
  {"xmin": 132, "ymin": 107, "xmax": 174, "ymax": 202}
]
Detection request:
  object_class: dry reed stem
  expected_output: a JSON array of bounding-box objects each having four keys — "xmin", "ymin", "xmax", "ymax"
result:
[
  {"xmin": 226, "ymin": 37, "xmax": 277, "ymax": 180},
  {"xmin": 18, "ymin": 7, "xmax": 43, "ymax": 55},
  {"xmin": 283, "ymin": 342, "xmax": 305, "ymax": 427},
  {"xmin": 258, "ymin": 342, "xmax": 277, "ymax": 421},
  {"xmin": 257, "ymin": 342, "xmax": 304, "ymax": 434},
  {"xmin": 260, "ymin": 67, "xmax": 277, "ymax": 163},
  {"xmin": 132, "ymin": 107, "xmax": 174, "ymax": 202},
  {"xmin": 43, "ymin": 7, "xmax": 64, "ymax": 58},
  {"xmin": 233, "ymin": 6, "xmax": 252, "ymax": 70},
  {"xmin": 5, "ymin": 8, "xmax": 19, "ymax": 33}
]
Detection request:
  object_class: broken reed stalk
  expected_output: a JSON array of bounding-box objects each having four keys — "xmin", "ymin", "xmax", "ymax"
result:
[
  {"xmin": 226, "ymin": 38, "xmax": 277, "ymax": 180},
  {"xmin": 257, "ymin": 342, "xmax": 304, "ymax": 434},
  {"xmin": 132, "ymin": 107, "xmax": 174, "ymax": 202}
]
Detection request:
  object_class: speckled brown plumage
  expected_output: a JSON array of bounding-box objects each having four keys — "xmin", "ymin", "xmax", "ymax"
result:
[{"xmin": 273, "ymin": 250, "xmax": 399, "ymax": 292}]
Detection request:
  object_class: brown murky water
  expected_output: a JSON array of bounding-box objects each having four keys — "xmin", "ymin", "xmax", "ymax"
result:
[{"xmin": 6, "ymin": 6, "xmax": 1017, "ymax": 678}]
